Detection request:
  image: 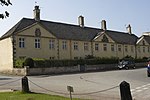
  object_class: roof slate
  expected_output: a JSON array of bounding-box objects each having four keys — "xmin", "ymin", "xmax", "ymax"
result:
[
  {"xmin": 0, "ymin": 18, "xmax": 139, "ymax": 44},
  {"xmin": 40, "ymin": 20, "xmax": 101, "ymax": 41},
  {"xmin": 105, "ymin": 30, "xmax": 138, "ymax": 45},
  {"xmin": 143, "ymin": 35, "xmax": 150, "ymax": 44}
]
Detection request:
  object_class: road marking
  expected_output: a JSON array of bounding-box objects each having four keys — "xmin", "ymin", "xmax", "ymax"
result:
[
  {"xmin": 131, "ymin": 83, "xmax": 150, "ymax": 94},
  {"xmin": 143, "ymin": 88, "xmax": 148, "ymax": 90}
]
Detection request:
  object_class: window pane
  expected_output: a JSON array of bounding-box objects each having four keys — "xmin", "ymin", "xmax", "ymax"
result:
[
  {"xmin": 111, "ymin": 44, "xmax": 114, "ymax": 51},
  {"xmin": 103, "ymin": 44, "xmax": 107, "ymax": 51},
  {"xmin": 19, "ymin": 38, "xmax": 25, "ymax": 48},
  {"xmin": 49, "ymin": 39, "xmax": 55, "ymax": 49},
  {"xmin": 84, "ymin": 43, "xmax": 88, "ymax": 51},
  {"xmin": 35, "ymin": 39, "xmax": 40, "ymax": 48},
  {"xmin": 62, "ymin": 41, "xmax": 67, "ymax": 50},
  {"xmin": 74, "ymin": 42, "xmax": 78, "ymax": 50},
  {"xmin": 95, "ymin": 43, "xmax": 99, "ymax": 51},
  {"xmin": 118, "ymin": 45, "xmax": 121, "ymax": 52},
  {"xmin": 125, "ymin": 46, "xmax": 128, "ymax": 52}
]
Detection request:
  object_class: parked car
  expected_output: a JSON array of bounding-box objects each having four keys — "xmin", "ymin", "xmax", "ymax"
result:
[
  {"xmin": 147, "ymin": 61, "xmax": 150, "ymax": 77},
  {"xmin": 118, "ymin": 60, "xmax": 135, "ymax": 70}
]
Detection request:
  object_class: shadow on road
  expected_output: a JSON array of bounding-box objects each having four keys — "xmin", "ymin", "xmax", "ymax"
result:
[{"xmin": 0, "ymin": 78, "xmax": 12, "ymax": 80}]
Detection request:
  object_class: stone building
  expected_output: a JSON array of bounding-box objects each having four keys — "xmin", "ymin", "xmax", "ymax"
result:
[{"xmin": 0, "ymin": 6, "xmax": 149, "ymax": 70}]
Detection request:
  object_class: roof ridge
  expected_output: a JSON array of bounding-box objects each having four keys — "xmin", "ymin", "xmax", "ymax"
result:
[
  {"xmin": 0, "ymin": 18, "xmax": 24, "ymax": 39},
  {"xmin": 31, "ymin": 18, "xmax": 101, "ymax": 31},
  {"xmin": 106, "ymin": 30, "xmax": 128, "ymax": 34}
]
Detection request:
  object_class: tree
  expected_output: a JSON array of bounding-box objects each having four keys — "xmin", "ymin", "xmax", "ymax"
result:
[{"xmin": 0, "ymin": 0, "xmax": 12, "ymax": 19}]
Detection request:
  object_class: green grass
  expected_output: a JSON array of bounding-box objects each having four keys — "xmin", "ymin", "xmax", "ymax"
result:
[{"xmin": 0, "ymin": 91, "xmax": 86, "ymax": 100}]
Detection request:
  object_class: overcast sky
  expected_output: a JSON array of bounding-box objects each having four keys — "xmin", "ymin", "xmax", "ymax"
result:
[{"xmin": 0, "ymin": 0, "xmax": 150, "ymax": 37}]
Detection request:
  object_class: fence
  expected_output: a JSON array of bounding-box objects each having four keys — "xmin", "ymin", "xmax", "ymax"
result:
[{"xmin": 0, "ymin": 76, "xmax": 136, "ymax": 100}]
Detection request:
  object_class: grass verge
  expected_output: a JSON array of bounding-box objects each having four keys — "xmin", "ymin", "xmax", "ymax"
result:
[{"xmin": 0, "ymin": 91, "xmax": 86, "ymax": 100}]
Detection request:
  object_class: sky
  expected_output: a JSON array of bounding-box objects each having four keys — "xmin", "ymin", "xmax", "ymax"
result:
[{"xmin": 0, "ymin": 0, "xmax": 150, "ymax": 37}]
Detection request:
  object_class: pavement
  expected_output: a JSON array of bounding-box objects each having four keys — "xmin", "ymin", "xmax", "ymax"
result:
[{"xmin": 0, "ymin": 89, "xmax": 14, "ymax": 92}]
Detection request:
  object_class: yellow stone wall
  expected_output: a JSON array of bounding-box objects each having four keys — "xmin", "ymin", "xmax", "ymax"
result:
[
  {"xmin": 70, "ymin": 40, "xmax": 92, "ymax": 59},
  {"xmin": 0, "ymin": 37, "xmax": 13, "ymax": 70},
  {"xmin": 136, "ymin": 38, "xmax": 150, "ymax": 58},
  {"xmin": 15, "ymin": 24, "xmax": 58, "ymax": 59}
]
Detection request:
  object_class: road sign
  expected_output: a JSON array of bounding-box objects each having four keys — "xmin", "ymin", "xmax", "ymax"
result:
[
  {"xmin": 67, "ymin": 86, "xmax": 74, "ymax": 92},
  {"xmin": 67, "ymin": 86, "xmax": 74, "ymax": 100}
]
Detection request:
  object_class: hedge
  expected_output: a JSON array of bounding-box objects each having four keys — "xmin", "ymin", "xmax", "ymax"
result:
[
  {"xmin": 14, "ymin": 57, "xmax": 118, "ymax": 68},
  {"xmin": 14, "ymin": 57, "xmax": 147, "ymax": 68},
  {"xmin": 24, "ymin": 58, "xmax": 34, "ymax": 68}
]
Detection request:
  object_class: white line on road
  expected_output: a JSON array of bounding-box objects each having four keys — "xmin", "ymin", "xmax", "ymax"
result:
[{"xmin": 131, "ymin": 83, "xmax": 150, "ymax": 94}]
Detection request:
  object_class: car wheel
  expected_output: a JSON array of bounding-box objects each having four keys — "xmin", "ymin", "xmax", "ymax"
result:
[
  {"xmin": 147, "ymin": 71, "xmax": 150, "ymax": 77},
  {"xmin": 133, "ymin": 66, "xmax": 135, "ymax": 69},
  {"xmin": 125, "ymin": 66, "xmax": 129, "ymax": 70}
]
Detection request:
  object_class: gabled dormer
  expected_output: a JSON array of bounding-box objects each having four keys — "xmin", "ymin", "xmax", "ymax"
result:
[{"xmin": 137, "ymin": 35, "xmax": 150, "ymax": 46}]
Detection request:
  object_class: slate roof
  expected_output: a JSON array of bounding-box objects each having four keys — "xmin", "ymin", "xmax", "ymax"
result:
[
  {"xmin": 0, "ymin": 18, "xmax": 138, "ymax": 44},
  {"xmin": 40, "ymin": 19, "xmax": 101, "ymax": 41},
  {"xmin": 143, "ymin": 35, "xmax": 150, "ymax": 44},
  {"xmin": 105, "ymin": 30, "xmax": 138, "ymax": 45}
]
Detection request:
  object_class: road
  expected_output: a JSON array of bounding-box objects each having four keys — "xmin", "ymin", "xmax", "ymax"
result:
[{"xmin": 0, "ymin": 68, "xmax": 149, "ymax": 100}]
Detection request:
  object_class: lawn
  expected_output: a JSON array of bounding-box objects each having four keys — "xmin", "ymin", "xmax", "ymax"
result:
[{"xmin": 0, "ymin": 91, "xmax": 86, "ymax": 100}]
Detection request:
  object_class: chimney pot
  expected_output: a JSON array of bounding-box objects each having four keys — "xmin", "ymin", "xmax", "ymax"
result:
[
  {"xmin": 101, "ymin": 20, "xmax": 107, "ymax": 30},
  {"xmin": 78, "ymin": 16, "xmax": 84, "ymax": 27},
  {"xmin": 33, "ymin": 6, "xmax": 40, "ymax": 21},
  {"xmin": 126, "ymin": 24, "xmax": 132, "ymax": 34}
]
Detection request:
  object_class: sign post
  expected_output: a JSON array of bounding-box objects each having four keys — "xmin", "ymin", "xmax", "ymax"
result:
[{"xmin": 67, "ymin": 86, "xmax": 74, "ymax": 100}]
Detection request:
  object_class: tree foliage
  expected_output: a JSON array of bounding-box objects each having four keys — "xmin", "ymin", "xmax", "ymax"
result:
[{"xmin": 0, "ymin": 0, "xmax": 12, "ymax": 19}]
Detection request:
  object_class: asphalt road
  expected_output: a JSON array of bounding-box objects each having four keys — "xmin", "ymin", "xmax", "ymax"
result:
[{"xmin": 0, "ymin": 68, "xmax": 149, "ymax": 100}]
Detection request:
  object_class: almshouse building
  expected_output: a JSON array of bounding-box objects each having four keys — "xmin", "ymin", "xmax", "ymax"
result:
[{"xmin": 0, "ymin": 6, "xmax": 150, "ymax": 70}]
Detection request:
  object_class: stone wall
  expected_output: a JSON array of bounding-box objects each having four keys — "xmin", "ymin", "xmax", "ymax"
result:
[
  {"xmin": 0, "ymin": 38, "xmax": 13, "ymax": 70},
  {"xmin": 25, "ymin": 66, "xmax": 80, "ymax": 75},
  {"xmin": 1, "ymin": 62, "xmax": 146, "ymax": 76}
]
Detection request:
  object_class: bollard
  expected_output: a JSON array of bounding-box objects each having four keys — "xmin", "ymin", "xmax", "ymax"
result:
[
  {"xmin": 120, "ymin": 81, "xmax": 132, "ymax": 100},
  {"xmin": 22, "ymin": 76, "xmax": 30, "ymax": 93}
]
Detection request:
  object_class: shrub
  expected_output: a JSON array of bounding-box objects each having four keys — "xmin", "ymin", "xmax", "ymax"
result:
[
  {"xmin": 24, "ymin": 58, "xmax": 34, "ymax": 68},
  {"xmin": 14, "ymin": 59, "xmax": 24, "ymax": 68},
  {"xmin": 85, "ymin": 55, "xmax": 95, "ymax": 59}
]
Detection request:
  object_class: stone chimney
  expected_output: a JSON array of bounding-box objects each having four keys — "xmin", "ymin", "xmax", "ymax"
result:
[
  {"xmin": 101, "ymin": 20, "xmax": 107, "ymax": 30},
  {"xmin": 78, "ymin": 16, "xmax": 84, "ymax": 27},
  {"xmin": 126, "ymin": 24, "xmax": 132, "ymax": 34},
  {"xmin": 33, "ymin": 6, "xmax": 40, "ymax": 21}
]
